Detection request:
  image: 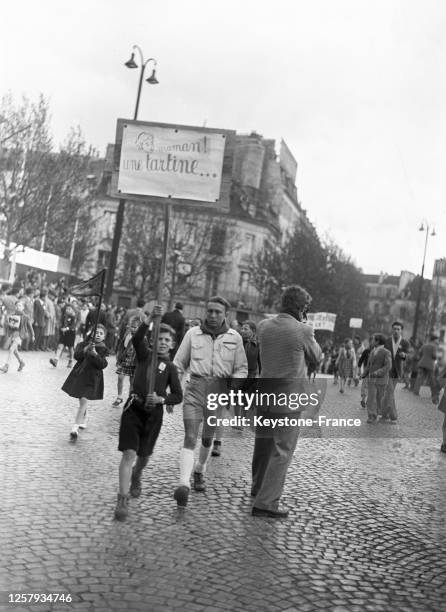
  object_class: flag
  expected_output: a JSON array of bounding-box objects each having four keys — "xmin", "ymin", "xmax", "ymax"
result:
[{"xmin": 69, "ymin": 269, "xmax": 105, "ymax": 297}]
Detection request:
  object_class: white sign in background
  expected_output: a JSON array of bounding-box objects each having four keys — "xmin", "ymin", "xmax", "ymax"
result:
[
  {"xmin": 349, "ymin": 318, "xmax": 363, "ymax": 328},
  {"xmin": 117, "ymin": 124, "xmax": 226, "ymax": 202},
  {"xmin": 306, "ymin": 312, "xmax": 337, "ymax": 331}
]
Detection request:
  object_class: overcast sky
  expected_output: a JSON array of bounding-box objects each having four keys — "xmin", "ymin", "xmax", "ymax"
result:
[{"xmin": 1, "ymin": 0, "xmax": 445, "ymax": 277}]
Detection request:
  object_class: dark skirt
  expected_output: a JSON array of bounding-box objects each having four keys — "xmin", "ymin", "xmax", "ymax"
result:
[{"xmin": 62, "ymin": 361, "xmax": 104, "ymax": 400}]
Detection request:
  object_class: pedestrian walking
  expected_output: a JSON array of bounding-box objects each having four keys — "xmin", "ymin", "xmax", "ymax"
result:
[
  {"xmin": 114, "ymin": 312, "xmax": 182, "ymax": 521},
  {"xmin": 382, "ymin": 321, "xmax": 410, "ymax": 421},
  {"xmin": 172, "ymin": 296, "xmax": 247, "ymax": 508},
  {"xmin": 213, "ymin": 319, "xmax": 260, "ymax": 449},
  {"xmin": 336, "ymin": 339, "xmax": 356, "ymax": 393},
  {"xmin": 61, "ymin": 324, "xmax": 108, "ymax": 441},
  {"xmin": 251, "ymin": 285, "xmax": 321, "ymax": 518},
  {"xmin": 112, "ymin": 316, "xmax": 139, "ymax": 407},
  {"xmin": 49, "ymin": 303, "xmax": 77, "ymax": 368},
  {"xmin": 402, "ymin": 344, "xmax": 416, "ymax": 389},
  {"xmin": 413, "ymin": 334, "xmax": 441, "ymax": 403},
  {"xmin": 0, "ymin": 301, "xmax": 34, "ymax": 373},
  {"xmin": 353, "ymin": 335, "xmax": 364, "ymax": 386},
  {"xmin": 357, "ymin": 337, "xmax": 373, "ymax": 408},
  {"xmin": 33, "ymin": 291, "xmax": 48, "ymax": 351},
  {"xmin": 162, "ymin": 301, "xmax": 186, "ymax": 357},
  {"xmin": 361, "ymin": 333, "xmax": 391, "ymax": 424},
  {"xmin": 19, "ymin": 287, "xmax": 35, "ymax": 350}
]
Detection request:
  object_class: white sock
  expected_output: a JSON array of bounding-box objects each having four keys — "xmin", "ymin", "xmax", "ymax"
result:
[
  {"xmin": 179, "ymin": 448, "xmax": 194, "ymax": 487},
  {"xmin": 70, "ymin": 423, "xmax": 79, "ymax": 433},
  {"xmin": 195, "ymin": 443, "xmax": 212, "ymax": 474}
]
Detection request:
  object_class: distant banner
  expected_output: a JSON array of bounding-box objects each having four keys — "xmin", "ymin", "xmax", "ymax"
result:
[
  {"xmin": 306, "ymin": 312, "xmax": 337, "ymax": 331},
  {"xmin": 349, "ymin": 317, "xmax": 363, "ymax": 329},
  {"xmin": 117, "ymin": 123, "xmax": 226, "ymax": 202}
]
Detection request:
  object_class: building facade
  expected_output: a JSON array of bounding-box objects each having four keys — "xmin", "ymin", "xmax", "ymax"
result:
[{"xmin": 362, "ymin": 271, "xmax": 417, "ymax": 337}]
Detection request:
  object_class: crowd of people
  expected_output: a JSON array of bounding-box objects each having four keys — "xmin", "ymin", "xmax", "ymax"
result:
[{"xmin": 1, "ymin": 277, "xmax": 445, "ymax": 523}]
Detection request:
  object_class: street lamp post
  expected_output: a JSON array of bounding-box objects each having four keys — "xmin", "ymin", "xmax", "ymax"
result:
[
  {"xmin": 104, "ymin": 46, "xmax": 159, "ymax": 303},
  {"xmin": 412, "ymin": 221, "xmax": 436, "ymax": 343}
]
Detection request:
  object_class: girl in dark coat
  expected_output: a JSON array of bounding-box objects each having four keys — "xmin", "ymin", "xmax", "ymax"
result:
[{"xmin": 62, "ymin": 324, "xmax": 108, "ymax": 441}]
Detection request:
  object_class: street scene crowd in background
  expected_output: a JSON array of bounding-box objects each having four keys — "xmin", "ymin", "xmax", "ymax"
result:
[{"xmin": 1, "ymin": 275, "xmax": 446, "ymax": 525}]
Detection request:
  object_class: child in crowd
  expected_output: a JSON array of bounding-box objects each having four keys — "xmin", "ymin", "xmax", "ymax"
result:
[
  {"xmin": 336, "ymin": 338, "xmax": 357, "ymax": 393},
  {"xmin": 112, "ymin": 316, "xmax": 139, "ymax": 407},
  {"xmin": 49, "ymin": 303, "xmax": 78, "ymax": 368},
  {"xmin": 114, "ymin": 309, "xmax": 183, "ymax": 521},
  {"xmin": 0, "ymin": 301, "xmax": 34, "ymax": 373},
  {"xmin": 61, "ymin": 324, "xmax": 108, "ymax": 441}
]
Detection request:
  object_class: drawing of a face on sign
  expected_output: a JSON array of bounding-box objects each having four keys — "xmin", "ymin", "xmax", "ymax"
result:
[{"xmin": 135, "ymin": 132, "xmax": 154, "ymax": 153}]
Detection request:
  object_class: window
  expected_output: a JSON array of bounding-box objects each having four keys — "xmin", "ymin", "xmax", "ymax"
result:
[
  {"xmin": 244, "ymin": 233, "xmax": 255, "ymax": 256},
  {"xmin": 97, "ymin": 250, "xmax": 110, "ymax": 272},
  {"xmin": 209, "ymin": 226, "xmax": 226, "ymax": 256},
  {"xmin": 205, "ymin": 266, "xmax": 221, "ymax": 296},
  {"xmin": 239, "ymin": 271, "xmax": 251, "ymax": 293},
  {"xmin": 123, "ymin": 252, "xmax": 138, "ymax": 278}
]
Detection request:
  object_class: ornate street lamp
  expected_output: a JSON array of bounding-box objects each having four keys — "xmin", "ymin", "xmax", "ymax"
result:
[
  {"xmin": 412, "ymin": 220, "xmax": 436, "ymax": 342},
  {"xmin": 105, "ymin": 46, "xmax": 159, "ymax": 302}
]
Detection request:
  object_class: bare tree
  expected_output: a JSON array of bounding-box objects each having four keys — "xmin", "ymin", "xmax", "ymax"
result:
[
  {"xmin": 0, "ymin": 95, "xmax": 98, "ymax": 278},
  {"xmin": 117, "ymin": 202, "xmax": 238, "ymax": 305}
]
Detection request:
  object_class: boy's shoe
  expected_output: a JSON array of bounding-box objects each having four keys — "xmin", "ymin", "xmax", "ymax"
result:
[
  {"xmin": 129, "ymin": 468, "xmax": 142, "ymax": 498},
  {"xmin": 69, "ymin": 427, "xmax": 79, "ymax": 441},
  {"xmin": 17, "ymin": 361, "xmax": 25, "ymax": 372},
  {"xmin": 440, "ymin": 443, "xmax": 446, "ymax": 454},
  {"xmin": 114, "ymin": 493, "xmax": 129, "ymax": 521},
  {"xmin": 112, "ymin": 397, "xmax": 123, "ymax": 407},
  {"xmin": 49, "ymin": 358, "xmax": 58, "ymax": 367},
  {"xmin": 67, "ymin": 360, "xmax": 73, "ymax": 368},
  {"xmin": 366, "ymin": 416, "xmax": 377, "ymax": 424},
  {"xmin": 193, "ymin": 471, "xmax": 206, "ymax": 492},
  {"xmin": 340, "ymin": 388, "xmax": 344, "ymax": 394},
  {"xmin": 173, "ymin": 485, "xmax": 190, "ymax": 508},
  {"xmin": 360, "ymin": 399, "xmax": 366, "ymax": 408},
  {"xmin": 211, "ymin": 441, "xmax": 221, "ymax": 457},
  {"xmin": 0, "ymin": 364, "xmax": 8, "ymax": 373}
]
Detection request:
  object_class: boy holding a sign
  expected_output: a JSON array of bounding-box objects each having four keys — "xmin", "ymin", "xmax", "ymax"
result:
[{"xmin": 0, "ymin": 301, "xmax": 34, "ymax": 373}]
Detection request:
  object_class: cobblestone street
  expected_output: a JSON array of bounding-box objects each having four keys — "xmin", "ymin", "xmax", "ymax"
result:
[{"xmin": 1, "ymin": 350, "xmax": 445, "ymax": 612}]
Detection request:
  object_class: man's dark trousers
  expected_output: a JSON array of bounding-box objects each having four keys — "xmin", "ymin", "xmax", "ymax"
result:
[{"xmin": 251, "ymin": 412, "xmax": 299, "ymax": 511}]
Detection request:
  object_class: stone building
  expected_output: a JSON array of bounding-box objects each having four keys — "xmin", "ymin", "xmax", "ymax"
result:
[
  {"xmin": 84, "ymin": 131, "xmax": 313, "ymax": 320},
  {"xmin": 362, "ymin": 271, "xmax": 417, "ymax": 337},
  {"xmin": 428, "ymin": 258, "xmax": 446, "ymax": 341}
]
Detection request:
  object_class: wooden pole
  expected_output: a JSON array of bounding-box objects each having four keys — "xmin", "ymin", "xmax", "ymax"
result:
[
  {"xmin": 91, "ymin": 269, "xmax": 107, "ymax": 342},
  {"xmin": 148, "ymin": 203, "xmax": 171, "ymax": 393}
]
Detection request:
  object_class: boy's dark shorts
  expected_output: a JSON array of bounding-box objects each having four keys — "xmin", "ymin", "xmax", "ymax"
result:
[{"xmin": 118, "ymin": 400, "xmax": 163, "ymax": 457}]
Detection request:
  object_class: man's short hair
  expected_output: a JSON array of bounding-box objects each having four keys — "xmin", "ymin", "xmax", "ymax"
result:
[
  {"xmin": 280, "ymin": 285, "xmax": 312, "ymax": 312},
  {"xmin": 136, "ymin": 298, "xmax": 145, "ymax": 308},
  {"xmin": 175, "ymin": 302, "xmax": 183, "ymax": 310},
  {"xmin": 159, "ymin": 323, "xmax": 176, "ymax": 341},
  {"xmin": 392, "ymin": 321, "xmax": 404, "ymax": 329},
  {"xmin": 207, "ymin": 295, "xmax": 230, "ymax": 312},
  {"xmin": 25, "ymin": 287, "xmax": 33, "ymax": 296},
  {"xmin": 243, "ymin": 319, "xmax": 257, "ymax": 333},
  {"xmin": 374, "ymin": 333, "xmax": 386, "ymax": 345}
]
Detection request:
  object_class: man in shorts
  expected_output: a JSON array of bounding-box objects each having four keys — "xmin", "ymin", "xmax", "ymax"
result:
[{"xmin": 173, "ymin": 296, "xmax": 248, "ymax": 508}]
